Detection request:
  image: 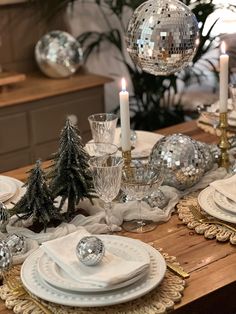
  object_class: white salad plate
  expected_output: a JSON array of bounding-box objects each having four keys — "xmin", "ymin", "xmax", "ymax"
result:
[
  {"xmin": 21, "ymin": 237, "xmax": 166, "ymax": 307},
  {"xmin": 37, "ymin": 235, "xmax": 150, "ymax": 292},
  {"xmin": 213, "ymin": 189, "xmax": 236, "ymax": 215},
  {"xmin": 2, "ymin": 176, "xmax": 26, "ymax": 209},
  {"xmin": 114, "ymin": 129, "xmax": 163, "ymax": 158},
  {"xmin": 198, "ymin": 186, "xmax": 236, "ymax": 223}
]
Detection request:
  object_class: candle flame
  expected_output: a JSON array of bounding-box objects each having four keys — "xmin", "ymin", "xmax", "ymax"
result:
[
  {"xmin": 221, "ymin": 41, "xmax": 226, "ymax": 54},
  {"xmin": 121, "ymin": 78, "xmax": 126, "ymax": 92}
]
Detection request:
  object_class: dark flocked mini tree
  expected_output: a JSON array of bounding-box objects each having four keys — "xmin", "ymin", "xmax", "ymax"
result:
[
  {"xmin": 48, "ymin": 119, "xmax": 94, "ymax": 218},
  {"xmin": 10, "ymin": 160, "xmax": 62, "ymax": 232}
]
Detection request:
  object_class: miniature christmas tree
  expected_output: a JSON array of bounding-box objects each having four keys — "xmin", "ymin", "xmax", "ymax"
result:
[
  {"xmin": 10, "ymin": 160, "xmax": 62, "ymax": 232},
  {"xmin": 48, "ymin": 119, "xmax": 94, "ymax": 217}
]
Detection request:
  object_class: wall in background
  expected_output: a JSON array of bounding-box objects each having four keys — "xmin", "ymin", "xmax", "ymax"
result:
[{"xmin": 0, "ymin": 3, "xmax": 68, "ymax": 73}]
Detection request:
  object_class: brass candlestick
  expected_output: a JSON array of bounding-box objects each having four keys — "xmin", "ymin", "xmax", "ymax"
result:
[
  {"xmin": 218, "ymin": 112, "xmax": 231, "ymax": 169},
  {"xmin": 122, "ymin": 150, "xmax": 132, "ymax": 168}
]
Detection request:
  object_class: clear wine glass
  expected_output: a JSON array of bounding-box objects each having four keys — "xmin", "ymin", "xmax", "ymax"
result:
[
  {"xmin": 121, "ymin": 163, "xmax": 164, "ymax": 233},
  {"xmin": 89, "ymin": 156, "xmax": 123, "ymax": 231},
  {"xmin": 85, "ymin": 142, "xmax": 118, "ymax": 158},
  {"xmin": 88, "ymin": 113, "xmax": 118, "ymax": 143}
]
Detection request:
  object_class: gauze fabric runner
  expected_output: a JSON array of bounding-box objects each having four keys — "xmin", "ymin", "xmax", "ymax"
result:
[{"xmin": 41, "ymin": 228, "xmax": 150, "ymax": 287}]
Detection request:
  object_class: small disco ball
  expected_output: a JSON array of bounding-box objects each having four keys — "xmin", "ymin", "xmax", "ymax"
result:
[
  {"xmin": 150, "ymin": 134, "xmax": 205, "ymax": 190},
  {"xmin": 197, "ymin": 142, "xmax": 215, "ymax": 172},
  {"xmin": 0, "ymin": 241, "xmax": 12, "ymax": 271},
  {"xmin": 5, "ymin": 234, "xmax": 26, "ymax": 256},
  {"xmin": 35, "ymin": 30, "xmax": 83, "ymax": 78},
  {"xmin": 76, "ymin": 236, "xmax": 105, "ymax": 266},
  {"xmin": 126, "ymin": 0, "xmax": 199, "ymax": 75}
]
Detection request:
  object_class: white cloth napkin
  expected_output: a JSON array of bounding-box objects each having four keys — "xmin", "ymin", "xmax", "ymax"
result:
[
  {"xmin": 210, "ymin": 174, "xmax": 236, "ymax": 203},
  {"xmin": 41, "ymin": 228, "xmax": 150, "ymax": 288}
]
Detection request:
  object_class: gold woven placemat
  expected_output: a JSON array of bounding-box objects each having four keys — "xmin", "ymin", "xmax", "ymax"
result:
[
  {"xmin": 0, "ymin": 244, "xmax": 186, "ymax": 314},
  {"xmin": 177, "ymin": 192, "xmax": 236, "ymax": 244},
  {"xmin": 197, "ymin": 120, "xmax": 235, "ymax": 136}
]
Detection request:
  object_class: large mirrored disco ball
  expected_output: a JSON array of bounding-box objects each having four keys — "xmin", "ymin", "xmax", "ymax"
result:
[
  {"xmin": 35, "ymin": 30, "xmax": 83, "ymax": 78},
  {"xmin": 150, "ymin": 134, "xmax": 205, "ymax": 190},
  {"xmin": 0, "ymin": 241, "xmax": 12, "ymax": 271},
  {"xmin": 126, "ymin": 0, "xmax": 199, "ymax": 75}
]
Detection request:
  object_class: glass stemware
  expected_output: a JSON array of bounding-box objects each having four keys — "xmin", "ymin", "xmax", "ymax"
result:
[
  {"xmin": 85, "ymin": 142, "xmax": 118, "ymax": 158},
  {"xmin": 121, "ymin": 163, "xmax": 164, "ymax": 233},
  {"xmin": 89, "ymin": 156, "xmax": 123, "ymax": 231},
  {"xmin": 88, "ymin": 113, "xmax": 118, "ymax": 143}
]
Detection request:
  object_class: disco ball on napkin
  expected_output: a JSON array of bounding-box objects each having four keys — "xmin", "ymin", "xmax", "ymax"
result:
[
  {"xmin": 150, "ymin": 134, "xmax": 205, "ymax": 190},
  {"xmin": 35, "ymin": 30, "xmax": 83, "ymax": 78},
  {"xmin": 126, "ymin": 0, "xmax": 199, "ymax": 75},
  {"xmin": 76, "ymin": 236, "xmax": 105, "ymax": 266}
]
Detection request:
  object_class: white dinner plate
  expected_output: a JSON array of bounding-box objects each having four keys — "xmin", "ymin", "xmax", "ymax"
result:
[
  {"xmin": 198, "ymin": 186, "xmax": 236, "ymax": 223},
  {"xmin": 213, "ymin": 189, "xmax": 236, "ymax": 215},
  {"xmin": 0, "ymin": 175, "xmax": 18, "ymax": 202},
  {"xmin": 3, "ymin": 177, "xmax": 26, "ymax": 209},
  {"xmin": 21, "ymin": 237, "xmax": 166, "ymax": 307},
  {"xmin": 37, "ymin": 235, "xmax": 150, "ymax": 292},
  {"xmin": 114, "ymin": 128, "xmax": 163, "ymax": 158}
]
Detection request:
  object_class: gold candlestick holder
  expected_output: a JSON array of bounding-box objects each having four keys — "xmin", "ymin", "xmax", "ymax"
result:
[
  {"xmin": 122, "ymin": 150, "xmax": 132, "ymax": 168},
  {"xmin": 218, "ymin": 112, "xmax": 231, "ymax": 169}
]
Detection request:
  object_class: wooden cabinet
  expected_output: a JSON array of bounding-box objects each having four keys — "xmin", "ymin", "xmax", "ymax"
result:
[{"xmin": 0, "ymin": 72, "xmax": 111, "ymax": 172}]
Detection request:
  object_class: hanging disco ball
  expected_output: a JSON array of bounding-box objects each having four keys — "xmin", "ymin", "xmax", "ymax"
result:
[
  {"xmin": 35, "ymin": 30, "xmax": 83, "ymax": 78},
  {"xmin": 126, "ymin": 0, "xmax": 199, "ymax": 75},
  {"xmin": 150, "ymin": 134, "xmax": 205, "ymax": 190}
]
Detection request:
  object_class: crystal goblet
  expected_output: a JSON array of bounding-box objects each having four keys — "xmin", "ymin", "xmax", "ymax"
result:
[
  {"xmin": 85, "ymin": 142, "xmax": 118, "ymax": 158},
  {"xmin": 89, "ymin": 156, "xmax": 123, "ymax": 231},
  {"xmin": 88, "ymin": 113, "xmax": 118, "ymax": 143},
  {"xmin": 121, "ymin": 163, "xmax": 164, "ymax": 233}
]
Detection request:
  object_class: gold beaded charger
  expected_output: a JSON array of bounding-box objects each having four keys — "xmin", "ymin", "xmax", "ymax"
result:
[
  {"xmin": 177, "ymin": 192, "xmax": 236, "ymax": 244},
  {"xmin": 0, "ymin": 243, "xmax": 186, "ymax": 314}
]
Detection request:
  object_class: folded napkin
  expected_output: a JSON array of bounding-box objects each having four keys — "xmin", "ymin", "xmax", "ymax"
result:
[
  {"xmin": 41, "ymin": 228, "xmax": 150, "ymax": 288},
  {"xmin": 210, "ymin": 174, "xmax": 236, "ymax": 203}
]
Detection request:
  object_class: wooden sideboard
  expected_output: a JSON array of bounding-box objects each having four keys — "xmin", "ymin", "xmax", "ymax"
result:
[{"xmin": 0, "ymin": 71, "xmax": 112, "ymax": 172}]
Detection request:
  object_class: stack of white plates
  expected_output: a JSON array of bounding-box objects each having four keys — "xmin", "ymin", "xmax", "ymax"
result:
[
  {"xmin": 21, "ymin": 235, "xmax": 166, "ymax": 307},
  {"xmin": 198, "ymin": 186, "xmax": 236, "ymax": 223},
  {"xmin": 0, "ymin": 175, "xmax": 25, "ymax": 208}
]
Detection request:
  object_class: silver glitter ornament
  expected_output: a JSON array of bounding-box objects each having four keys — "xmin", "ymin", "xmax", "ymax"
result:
[
  {"xmin": 197, "ymin": 142, "xmax": 214, "ymax": 172},
  {"xmin": 0, "ymin": 241, "xmax": 12, "ymax": 271},
  {"xmin": 76, "ymin": 236, "xmax": 105, "ymax": 266},
  {"xmin": 0, "ymin": 202, "xmax": 9, "ymax": 233},
  {"xmin": 126, "ymin": 0, "xmax": 199, "ymax": 75},
  {"xmin": 5, "ymin": 234, "xmax": 26, "ymax": 256},
  {"xmin": 150, "ymin": 134, "xmax": 205, "ymax": 190},
  {"xmin": 35, "ymin": 30, "xmax": 83, "ymax": 78}
]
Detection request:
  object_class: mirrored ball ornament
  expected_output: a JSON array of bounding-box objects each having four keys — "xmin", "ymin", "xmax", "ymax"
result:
[
  {"xmin": 35, "ymin": 30, "xmax": 83, "ymax": 78},
  {"xmin": 150, "ymin": 134, "xmax": 205, "ymax": 190},
  {"xmin": 76, "ymin": 236, "xmax": 105, "ymax": 266},
  {"xmin": 126, "ymin": 0, "xmax": 199, "ymax": 75},
  {"xmin": 0, "ymin": 241, "xmax": 12, "ymax": 271},
  {"xmin": 5, "ymin": 234, "xmax": 26, "ymax": 256}
]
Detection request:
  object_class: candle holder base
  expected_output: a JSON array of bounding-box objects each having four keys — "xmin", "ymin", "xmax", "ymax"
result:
[
  {"xmin": 218, "ymin": 112, "xmax": 231, "ymax": 170},
  {"xmin": 122, "ymin": 150, "xmax": 132, "ymax": 168}
]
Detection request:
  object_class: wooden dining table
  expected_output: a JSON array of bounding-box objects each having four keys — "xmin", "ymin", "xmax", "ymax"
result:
[{"xmin": 1, "ymin": 119, "xmax": 236, "ymax": 314}]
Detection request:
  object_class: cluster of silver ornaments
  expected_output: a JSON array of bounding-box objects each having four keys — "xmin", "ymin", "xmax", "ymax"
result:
[
  {"xmin": 0, "ymin": 202, "xmax": 9, "ymax": 233},
  {"xmin": 5, "ymin": 234, "xmax": 26, "ymax": 256},
  {"xmin": 150, "ymin": 134, "xmax": 215, "ymax": 190},
  {"xmin": 35, "ymin": 30, "xmax": 83, "ymax": 78},
  {"xmin": 76, "ymin": 236, "xmax": 105, "ymax": 266},
  {"xmin": 126, "ymin": 0, "xmax": 199, "ymax": 75},
  {"xmin": 0, "ymin": 241, "xmax": 12, "ymax": 271}
]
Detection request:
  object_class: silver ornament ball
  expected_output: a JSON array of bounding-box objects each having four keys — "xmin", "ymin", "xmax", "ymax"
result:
[
  {"xmin": 0, "ymin": 241, "xmax": 12, "ymax": 271},
  {"xmin": 150, "ymin": 134, "xmax": 205, "ymax": 190},
  {"xmin": 35, "ymin": 30, "xmax": 83, "ymax": 78},
  {"xmin": 197, "ymin": 142, "xmax": 214, "ymax": 172},
  {"xmin": 5, "ymin": 234, "xmax": 26, "ymax": 256},
  {"xmin": 126, "ymin": 0, "xmax": 199, "ymax": 75},
  {"xmin": 76, "ymin": 236, "xmax": 105, "ymax": 266}
]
